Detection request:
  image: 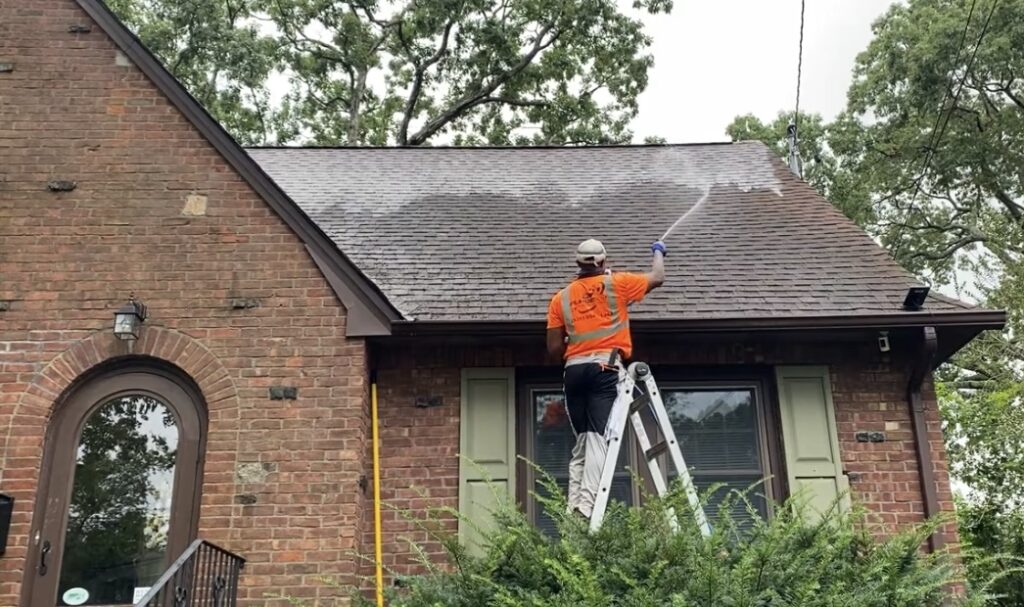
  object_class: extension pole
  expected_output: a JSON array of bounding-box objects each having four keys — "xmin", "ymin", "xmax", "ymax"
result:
[{"xmin": 371, "ymin": 380, "xmax": 385, "ymax": 607}]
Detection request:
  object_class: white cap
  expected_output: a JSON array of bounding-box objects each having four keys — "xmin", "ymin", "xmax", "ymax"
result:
[{"xmin": 575, "ymin": 239, "xmax": 607, "ymax": 265}]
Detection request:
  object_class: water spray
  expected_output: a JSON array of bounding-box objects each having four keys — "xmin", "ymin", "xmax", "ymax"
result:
[{"xmin": 659, "ymin": 187, "xmax": 711, "ymax": 242}]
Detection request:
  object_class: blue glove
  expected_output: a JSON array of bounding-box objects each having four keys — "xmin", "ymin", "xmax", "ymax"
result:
[{"xmin": 651, "ymin": 241, "xmax": 667, "ymax": 257}]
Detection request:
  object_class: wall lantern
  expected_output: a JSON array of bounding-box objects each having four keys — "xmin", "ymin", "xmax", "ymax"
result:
[{"xmin": 113, "ymin": 296, "xmax": 147, "ymax": 341}]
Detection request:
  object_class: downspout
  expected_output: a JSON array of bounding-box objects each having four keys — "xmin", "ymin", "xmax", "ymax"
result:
[
  {"xmin": 370, "ymin": 372, "xmax": 385, "ymax": 606},
  {"xmin": 907, "ymin": 326, "xmax": 942, "ymax": 552}
]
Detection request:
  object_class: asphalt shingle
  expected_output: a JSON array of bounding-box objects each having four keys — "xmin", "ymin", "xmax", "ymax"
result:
[{"xmin": 247, "ymin": 142, "xmax": 975, "ymax": 322}]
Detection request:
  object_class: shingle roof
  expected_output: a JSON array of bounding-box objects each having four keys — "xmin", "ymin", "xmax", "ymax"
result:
[{"xmin": 248, "ymin": 143, "xmax": 977, "ymax": 323}]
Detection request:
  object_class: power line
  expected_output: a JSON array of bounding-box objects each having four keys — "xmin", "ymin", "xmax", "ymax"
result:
[
  {"xmin": 794, "ymin": 0, "xmax": 805, "ymax": 133},
  {"xmin": 909, "ymin": 0, "xmax": 979, "ymax": 200},
  {"xmin": 891, "ymin": 0, "xmax": 999, "ymax": 259},
  {"xmin": 787, "ymin": 0, "xmax": 806, "ymax": 177}
]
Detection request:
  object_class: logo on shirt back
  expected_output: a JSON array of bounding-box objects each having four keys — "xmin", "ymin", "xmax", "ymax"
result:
[{"xmin": 570, "ymin": 281, "xmax": 611, "ymax": 322}]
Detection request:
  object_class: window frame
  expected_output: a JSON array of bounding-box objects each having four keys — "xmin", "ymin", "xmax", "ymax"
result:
[{"xmin": 515, "ymin": 365, "xmax": 787, "ymax": 525}]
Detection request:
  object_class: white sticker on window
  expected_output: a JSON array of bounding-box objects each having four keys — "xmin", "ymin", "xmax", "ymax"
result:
[
  {"xmin": 133, "ymin": 587, "xmax": 152, "ymax": 602},
  {"xmin": 62, "ymin": 587, "xmax": 89, "ymax": 606}
]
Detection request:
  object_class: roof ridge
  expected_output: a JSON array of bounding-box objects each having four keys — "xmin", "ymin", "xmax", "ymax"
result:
[{"xmin": 245, "ymin": 141, "xmax": 745, "ymax": 151}]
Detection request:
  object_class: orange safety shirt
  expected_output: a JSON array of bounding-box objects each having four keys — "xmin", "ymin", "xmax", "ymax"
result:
[{"xmin": 547, "ymin": 272, "xmax": 650, "ymax": 360}]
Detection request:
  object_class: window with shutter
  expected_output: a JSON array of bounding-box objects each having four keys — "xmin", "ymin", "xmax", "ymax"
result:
[{"xmin": 515, "ymin": 371, "xmax": 780, "ymax": 533}]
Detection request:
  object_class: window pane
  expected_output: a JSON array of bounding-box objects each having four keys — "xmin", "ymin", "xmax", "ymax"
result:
[
  {"xmin": 531, "ymin": 390, "xmax": 631, "ymax": 534},
  {"xmin": 665, "ymin": 390, "xmax": 760, "ymax": 470},
  {"xmin": 664, "ymin": 388, "xmax": 766, "ymax": 524},
  {"xmin": 58, "ymin": 395, "xmax": 178, "ymax": 606}
]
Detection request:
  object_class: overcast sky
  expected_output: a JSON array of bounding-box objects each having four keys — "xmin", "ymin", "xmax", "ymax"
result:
[{"xmin": 625, "ymin": 0, "xmax": 898, "ymax": 143}]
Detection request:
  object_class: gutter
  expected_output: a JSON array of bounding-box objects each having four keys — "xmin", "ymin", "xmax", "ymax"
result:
[
  {"xmin": 907, "ymin": 326, "xmax": 941, "ymax": 552},
  {"xmin": 390, "ymin": 310, "xmax": 1007, "ymax": 337}
]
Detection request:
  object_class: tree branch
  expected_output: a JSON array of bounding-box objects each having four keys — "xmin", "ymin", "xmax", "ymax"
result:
[
  {"xmin": 407, "ymin": 23, "xmax": 561, "ymax": 145},
  {"xmin": 480, "ymin": 96, "xmax": 549, "ymax": 108},
  {"xmin": 999, "ymin": 82, "xmax": 1024, "ymax": 111},
  {"xmin": 910, "ymin": 235, "xmax": 986, "ymax": 261},
  {"xmin": 397, "ymin": 18, "xmax": 457, "ymax": 145},
  {"xmin": 991, "ymin": 185, "xmax": 1024, "ymax": 222}
]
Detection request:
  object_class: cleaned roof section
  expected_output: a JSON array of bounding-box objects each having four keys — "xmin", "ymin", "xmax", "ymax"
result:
[
  {"xmin": 74, "ymin": 0, "xmax": 401, "ymax": 335},
  {"xmin": 248, "ymin": 143, "xmax": 984, "ymax": 323}
]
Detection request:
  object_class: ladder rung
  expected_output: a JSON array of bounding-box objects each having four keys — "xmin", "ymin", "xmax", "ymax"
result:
[
  {"xmin": 629, "ymin": 394, "xmax": 651, "ymax": 414},
  {"xmin": 645, "ymin": 441, "xmax": 669, "ymax": 460}
]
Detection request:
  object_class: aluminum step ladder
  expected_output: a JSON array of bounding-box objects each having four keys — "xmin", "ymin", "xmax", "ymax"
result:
[{"xmin": 589, "ymin": 361, "xmax": 712, "ymax": 536}]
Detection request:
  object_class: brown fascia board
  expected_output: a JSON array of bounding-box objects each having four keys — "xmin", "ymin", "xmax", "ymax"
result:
[
  {"xmin": 392, "ymin": 310, "xmax": 1006, "ymax": 335},
  {"xmin": 74, "ymin": 0, "xmax": 401, "ymax": 336},
  {"xmin": 390, "ymin": 310, "xmax": 1005, "ymax": 366}
]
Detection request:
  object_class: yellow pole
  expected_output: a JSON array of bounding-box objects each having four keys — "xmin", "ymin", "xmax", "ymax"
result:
[{"xmin": 371, "ymin": 381, "xmax": 385, "ymax": 607}]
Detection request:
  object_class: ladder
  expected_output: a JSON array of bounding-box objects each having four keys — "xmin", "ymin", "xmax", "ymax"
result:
[{"xmin": 589, "ymin": 361, "xmax": 712, "ymax": 536}]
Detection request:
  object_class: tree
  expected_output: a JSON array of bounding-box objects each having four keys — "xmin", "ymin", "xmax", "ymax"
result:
[
  {"xmin": 105, "ymin": 0, "xmax": 280, "ymax": 145},
  {"xmin": 109, "ymin": 0, "xmax": 672, "ymax": 146},
  {"xmin": 728, "ymin": 0, "xmax": 1024, "ymax": 601}
]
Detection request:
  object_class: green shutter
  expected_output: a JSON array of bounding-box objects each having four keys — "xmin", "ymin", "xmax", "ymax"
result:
[
  {"xmin": 459, "ymin": 369, "xmax": 516, "ymax": 554},
  {"xmin": 776, "ymin": 366, "xmax": 850, "ymax": 519}
]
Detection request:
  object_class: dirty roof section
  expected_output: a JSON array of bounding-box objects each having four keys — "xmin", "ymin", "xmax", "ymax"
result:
[{"xmin": 248, "ymin": 142, "xmax": 974, "ymax": 322}]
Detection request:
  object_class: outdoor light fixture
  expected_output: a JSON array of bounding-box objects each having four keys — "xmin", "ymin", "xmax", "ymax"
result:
[
  {"xmin": 903, "ymin": 286, "xmax": 930, "ymax": 311},
  {"xmin": 113, "ymin": 296, "xmax": 147, "ymax": 341}
]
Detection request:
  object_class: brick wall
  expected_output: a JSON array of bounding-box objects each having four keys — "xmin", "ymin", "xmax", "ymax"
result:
[
  {"xmin": 0, "ymin": 2, "xmax": 368, "ymax": 605},
  {"xmin": 367, "ymin": 336, "xmax": 957, "ymax": 578}
]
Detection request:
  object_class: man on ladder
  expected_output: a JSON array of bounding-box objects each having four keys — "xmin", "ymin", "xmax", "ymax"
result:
[{"xmin": 546, "ymin": 238, "xmax": 667, "ymax": 521}]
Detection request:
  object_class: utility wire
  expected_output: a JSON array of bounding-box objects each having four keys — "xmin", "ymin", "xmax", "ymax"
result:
[
  {"xmin": 787, "ymin": 0, "xmax": 806, "ymax": 177},
  {"xmin": 909, "ymin": 0, "xmax": 978, "ymax": 203},
  {"xmin": 794, "ymin": 0, "xmax": 805, "ymax": 134},
  {"xmin": 892, "ymin": 0, "xmax": 999, "ymax": 259},
  {"xmin": 870, "ymin": 0, "xmax": 977, "ymax": 218}
]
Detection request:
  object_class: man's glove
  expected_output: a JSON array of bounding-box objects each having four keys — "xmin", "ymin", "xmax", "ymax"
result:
[{"xmin": 651, "ymin": 241, "xmax": 667, "ymax": 257}]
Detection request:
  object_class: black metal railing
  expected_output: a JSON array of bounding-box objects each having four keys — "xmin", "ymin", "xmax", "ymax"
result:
[{"xmin": 135, "ymin": 540, "xmax": 245, "ymax": 607}]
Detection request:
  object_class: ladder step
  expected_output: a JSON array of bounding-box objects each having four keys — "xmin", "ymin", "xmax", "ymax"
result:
[
  {"xmin": 629, "ymin": 394, "xmax": 651, "ymax": 414},
  {"xmin": 645, "ymin": 441, "xmax": 670, "ymax": 460}
]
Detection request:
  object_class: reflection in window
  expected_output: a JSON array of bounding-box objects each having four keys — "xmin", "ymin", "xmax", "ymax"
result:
[
  {"xmin": 664, "ymin": 388, "xmax": 767, "ymax": 526},
  {"xmin": 58, "ymin": 396, "xmax": 178, "ymax": 606},
  {"xmin": 530, "ymin": 390, "xmax": 632, "ymax": 536}
]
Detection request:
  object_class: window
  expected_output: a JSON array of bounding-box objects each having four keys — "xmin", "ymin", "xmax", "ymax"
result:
[
  {"xmin": 662, "ymin": 384, "xmax": 773, "ymax": 526},
  {"xmin": 518, "ymin": 370, "xmax": 779, "ymax": 532}
]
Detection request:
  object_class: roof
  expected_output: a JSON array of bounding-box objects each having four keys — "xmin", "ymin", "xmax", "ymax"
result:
[
  {"xmin": 248, "ymin": 144, "xmax": 997, "ymax": 327},
  {"xmin": 72, "ymin": 0, "xmax": 401, "ymax": 336}
]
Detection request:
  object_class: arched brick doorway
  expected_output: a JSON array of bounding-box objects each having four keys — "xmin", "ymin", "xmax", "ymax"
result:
[{"xmin": 21, "ymin": 360, "xmax": 207, "ymax": 607}]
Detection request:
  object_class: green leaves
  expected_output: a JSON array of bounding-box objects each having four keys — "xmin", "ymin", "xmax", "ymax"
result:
[
  {"xmin": 108, "ymin": 0, "xmax": 280, "ymax": 144},
  {"xmin": 728, "ymin": 2, "xmax": 1024, "ymax": 603},
  {"xmin": 347, "ymin": 480, "xmax": 972, "ymax": 607},
  {"xmin": 110, "ymin": 0, "xmax": 664, "ymax": 145}
]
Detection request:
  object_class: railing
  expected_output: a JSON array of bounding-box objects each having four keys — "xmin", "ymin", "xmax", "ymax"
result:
[{"xmin": 135, "ymin": 540, "xmax": 245, "ymax": 607}]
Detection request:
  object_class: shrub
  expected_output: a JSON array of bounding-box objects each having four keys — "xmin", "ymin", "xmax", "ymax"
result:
[{"xmin": 348, "ymin": 474, "xmax": 980, "ymax": 607}]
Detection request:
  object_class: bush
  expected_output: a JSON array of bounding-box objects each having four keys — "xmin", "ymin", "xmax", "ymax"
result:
[
  {"xmin": 348, "ymin": 475, "xmax": 981, "ymax": 607},
  {"xmin": 957, "ymin": 498, "xmax": 1024, "ymax": 604}
]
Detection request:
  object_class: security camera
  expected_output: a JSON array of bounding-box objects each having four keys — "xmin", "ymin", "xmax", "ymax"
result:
[{"xmin": 878, "ymin": 331, "xmax": 891, "ymax": 353}]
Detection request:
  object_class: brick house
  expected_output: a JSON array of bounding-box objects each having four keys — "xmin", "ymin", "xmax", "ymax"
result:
[{"xmin": 0, "ymin": 0, "xmax": 1006, "ymax": 606}]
